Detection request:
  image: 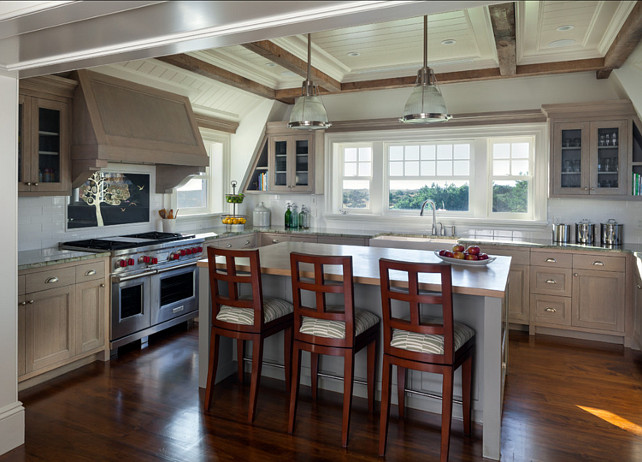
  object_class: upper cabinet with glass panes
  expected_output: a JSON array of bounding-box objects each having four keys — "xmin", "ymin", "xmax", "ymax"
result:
[
  {"xmin": 543, "ymin": 101, "xmax": 636, "ymax": 199},
  {"xmin": 19, "ymin": 76, "xmax": 76, "ymax": 196},
  {"xmin": 242, "ymin": 122, "xmax": 321, "ymax": 194}
]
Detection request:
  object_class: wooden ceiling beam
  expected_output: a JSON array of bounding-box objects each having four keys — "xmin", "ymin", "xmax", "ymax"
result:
[
  {"xmin": 242, "ymin": 40, "xmax": 342, "ymax": 93},
  {"xmin": 597, "ymin": 1, "xmax": 642, "ymax": 79},
  {"xmin": 488, "ymin": 2, "xmax": 517, "ymax": 76},
  {"xmin": 156, "ymin": 54, "xmax": 276, "ymax": 100}
]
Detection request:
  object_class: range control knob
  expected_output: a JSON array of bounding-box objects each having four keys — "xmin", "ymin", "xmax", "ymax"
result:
[
  {"xmin": 140, "ymin": 256, "xmax": 150, "ymax": 263},
  {"xmin": 152, "ymin": 257, "xmax": 158, "ymax": 264},
  {"xmin": 180, "ymin": 249, "xmax": 186, "ymax": 256},
  {"xmin": 185, "ymin": 248, "xmax": 192, "ymax": 255},
  {"xmin": 118, "ymin": 259, "xmax": 127, "ymax": 268},
  {"xmin": 197, "ymin": 246, "xmax": 203, "ymax": 253},
  {"xmin": 127, "ymin": 258, "xmax": 135, "ymax": 266}
]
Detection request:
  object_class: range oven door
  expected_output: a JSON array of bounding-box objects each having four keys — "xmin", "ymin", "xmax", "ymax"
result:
[
  {"xmin": 151, "ymin": 263, "xmax": 198, "ymax": 325},
  {"xmin": 111, "ymin": 271, "xmax": 153, "ymax": 341}
]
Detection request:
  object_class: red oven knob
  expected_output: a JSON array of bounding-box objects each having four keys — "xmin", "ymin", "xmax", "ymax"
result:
[
  {"xmin": 193, "ymin": 247, "xmax": 201, "ymax": 254},
  {"xmin": 143, "ymin": 256, "xmax": 150, "ymax": 263},
  {"xmin": 118, "ymin": 259, "xmax": 126, "ymax": 268},
  {"xmin": 152, "ymin": 257, "xmax": 158, "ymax": 264},
  {"xmin": 197, "ymin": 246, "xmax": 203, "ymax": 253},
  {"xmin": 185, "ymin": 248, "xmax": 192, "ymax": 255},
  {"xmin": 180, "ymin": 249, "xmax": 186, "ymax": 256},
  {"xmin": 127, "ymin": 258, "xmax": 135, "ymax": 266}
]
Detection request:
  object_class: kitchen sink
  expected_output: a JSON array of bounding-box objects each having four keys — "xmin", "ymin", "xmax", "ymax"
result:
[{"xmin": 369, "ymin": 235, "xmax": 459, "ymax": 251}]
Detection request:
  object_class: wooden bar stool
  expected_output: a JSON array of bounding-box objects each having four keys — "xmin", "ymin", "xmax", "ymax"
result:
[
  {"xmin": 378, "ymin": 258, "xmax": 475, "ymax": 461},
  {"xmin": 288, "ymin": 252, "xmax": 380, "ymax": 448},
  {"xmin": 204, "ymin": 246, "xmax": 293, "ymax": 423}
]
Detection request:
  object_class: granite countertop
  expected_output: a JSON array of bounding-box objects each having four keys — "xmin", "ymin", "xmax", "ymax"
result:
[
  {"xmin": 195, "ymin": 226, "xmax": 374, "ymax": 241},
  {"xmin": 18, "ymin": 248, "xmax": 111, "ymax": 271},
  {"xmin": 458, "ymin": 237, "xmax": 642, "ymax": 254}
]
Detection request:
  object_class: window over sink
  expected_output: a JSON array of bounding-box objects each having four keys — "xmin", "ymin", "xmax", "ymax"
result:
[{"xmin": 327, "ymin": 123, "xmax": 546, "ymax": 223}]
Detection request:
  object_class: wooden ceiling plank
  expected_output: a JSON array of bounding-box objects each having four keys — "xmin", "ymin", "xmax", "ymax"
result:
[
  {"xmin": 597, "ymin": 1, "xmax": 642, "ymax": 79},
  {"xmin": 242, "ymin": 40, "xmax": 342, "ymax": 93},
  {"xmin": 156, "ymin": 54, "xmax": 276, "ymax": 100},
  {"xmin": 488, "ymin": 2, "xmax": 517, "ymax": 76}
]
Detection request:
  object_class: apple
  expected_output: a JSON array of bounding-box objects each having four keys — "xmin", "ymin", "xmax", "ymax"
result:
[
  {"xmin": 453, "ymin": 251, "xmax": 465, "ymax": 259},
  {"xmin": 466, "ymin": 245, "xmax": 481, "ymax": 255},
  {"xmin": 439, "ymin": 249, "xmax": 447, "ymax": 256},
  {"xmin": 444, "ymin": 251, "xmax": 454, "ymax": 258},
  {"xmin": 478, "ymin": 253, "xmax": 489, "ymax": 260},
  {"xmin": 465, "ymin": 254, "xmax": 479, "ymax": 260},
  {"xmin": 452, "ymin": 244, "xmax": 465, "ymax": 253}
]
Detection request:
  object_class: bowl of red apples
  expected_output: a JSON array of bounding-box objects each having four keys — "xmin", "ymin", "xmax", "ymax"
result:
[{"xmin": 434, "ymin": 244, "xmax": 496, "ymax": 266}]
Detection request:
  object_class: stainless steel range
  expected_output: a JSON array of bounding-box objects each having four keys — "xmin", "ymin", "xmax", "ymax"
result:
[{"xmin": 61, "ymin": 232, "xmax": 204, "ymax": 355}]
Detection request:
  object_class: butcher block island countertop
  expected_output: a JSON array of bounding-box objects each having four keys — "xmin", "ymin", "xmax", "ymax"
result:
[{"xmin": 196, "ymin": 242, "xmax": 511, "ymax": 460}]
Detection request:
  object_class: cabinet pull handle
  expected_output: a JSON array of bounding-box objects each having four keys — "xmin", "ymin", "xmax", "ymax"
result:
[
  {"xmin": 574, "ymin": 273, "xmax": 579, "ymax": 277},
  {"xmin": 24, "ymin": 182, "xmax": 32, "ymax": 186},
  {"xmin": 19, "ymin": 301, "xmax": 27, "ymax": 306},
  {"xmin": 33, "ymin": 182, "xmax": 39, "ymax": 186},
  {"xmin": 545, "ymin": 258, "xmax": 556, "ymax": 263},
  {"xmin": 100, "ymin": 283, "xmax": 105, "ymax": 288},
  {"xmin": 544, "ymin": 307, "xmax": 557, "ymax": 313},
  {"xmin": 245, "ymin": 240, "xmax": 250, "ymax": 245},
  {"xmin": 225, "ymin": 244, "xmax": 232, "ymax": 248},
  {"xmin": 45, "ymin": 276, "xmax": 59, "ymax": 284},
  {"xmin": 272, "ymin": 239, "xmax": 279, "ymax": 243},
  {"xmin": 592, "ymin": 261, "xmax": 604, "ymax": 266},
  {"xmin": 85, "ymin": 269, "xmax": 96, "ymax": 276},
  {"xmin": 583, "ymin": 187, "xmax": 589, "ymax": 191},
  {"xmin": 28, "ymin": 299, "xmax": 34, "ymax": 304},
  {"xmin": 545, "ymin": 279, "xmax": 557, "ymax": 284},
  {"xmin": 638, "ymin": 284, "xmax": 642, "ymax": 289}
]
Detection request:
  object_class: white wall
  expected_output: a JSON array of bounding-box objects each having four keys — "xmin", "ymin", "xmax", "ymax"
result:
[
  {"xmin": 0, "ymin": 71, "xmax": 24, "ymax": 455},
  {"xmin": 613, "ymin": 40, "xmax": 642, "ymax": 119}
]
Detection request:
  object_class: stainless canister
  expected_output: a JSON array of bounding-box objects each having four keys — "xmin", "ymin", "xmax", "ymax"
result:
[
  {"xmin": 552, "ymin": 224, "xmax": 570, "ymax": 243},
  {"xmin": 575, "ymin": 220, "xmax": 595, "ymax": 245},
  {"xmin": 601, "ymin": 219, "xmax": 623, "ymax": 246}
]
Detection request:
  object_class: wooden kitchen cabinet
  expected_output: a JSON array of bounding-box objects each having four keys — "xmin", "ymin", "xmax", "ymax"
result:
[
  {"xmin": 18, "ymin": 257, "xmax": 109, "ymax": 384},
  {"xmin": 634, "ymin": 264, "xmax": 642, "ymax": 349},
  {"xmin": 19, "ymin": 75, "xmax": 76, "ymax": 196},
  {"xmin": 483, "ymin": 245, "xmax": 530, "ymax": 325},
  {"xmin": 243, "ymin": 122, "xmax": 321, "ymax": 194},
  {"xmin": 208, "ymin": 234, "xmax": 258, "ymax": 250},
  {"xmin": 543, "ymin": 100, "xmax": 635, "ymax": 199},
  {"xmin": 530, "ymin": 248, "xmax": 626, "ymax": 335}
]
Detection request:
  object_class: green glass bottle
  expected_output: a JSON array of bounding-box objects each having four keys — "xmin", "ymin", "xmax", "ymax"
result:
[{"xmin": 284, "ymin": 204, "xmax": 292, "ymax": 229}]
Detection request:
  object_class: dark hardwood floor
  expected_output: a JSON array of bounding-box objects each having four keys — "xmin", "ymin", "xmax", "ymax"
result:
[{"xmin": 2, "ymin": 325, "xmax": 642, "ymax": 461}]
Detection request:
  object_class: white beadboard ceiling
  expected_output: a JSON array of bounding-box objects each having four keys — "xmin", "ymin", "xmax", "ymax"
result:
[{"xmin": 91, "ymin": 0, "xmax": 638, "ymax": 123}]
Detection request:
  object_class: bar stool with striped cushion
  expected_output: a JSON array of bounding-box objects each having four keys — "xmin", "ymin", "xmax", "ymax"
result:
[
  {"xmin": 288, "ymin": 252, "xmax": 380, "ymax": 448},
  {"xmin": 378, "ymin": 258, "xmax": 475, "ymax": 461},
  {"xmin": 205, "ymin": 246, "xmax": 293, "ymax": 423}
]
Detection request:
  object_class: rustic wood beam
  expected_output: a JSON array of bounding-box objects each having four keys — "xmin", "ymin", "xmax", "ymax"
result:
[
  {"xmin": 156, "ymin": 54, "xmax": 276, "ymax": 100},
  {"xmin": 597, "ymin": 1, "xmax": 642, "ymax": 79},
  {"xmin": 488, "ymin": 2, "xmax": 517, "ymax": 76},
  {"xmin": 242, "ymin": 40, "xmax": 342, "ymax": 92},
  {"xmin": 193, "ymin": 113, "xmax": 239, "ymax": 134}
]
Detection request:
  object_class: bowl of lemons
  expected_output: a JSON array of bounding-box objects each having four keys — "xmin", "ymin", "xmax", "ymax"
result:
[{"xmin": 221, "ymin": 215, "xmax": 247, "ymax": 231}]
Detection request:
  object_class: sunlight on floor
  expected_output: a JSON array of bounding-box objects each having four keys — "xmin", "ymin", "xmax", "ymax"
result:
[{"xmin": 578, "ymin": 405, "xmax": 642, "ymax": 436}]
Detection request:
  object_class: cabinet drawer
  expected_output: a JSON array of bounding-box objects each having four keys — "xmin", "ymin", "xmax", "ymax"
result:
[
  {"xmin": 485, "ymin": 247, "xmax": 530, "ymax": 266},
  {"xmin": 531, "ymin": 294, "xmax": 571, "ymax": 327},
  {"xmin": 75, "ymin": 261, "xmax": 106, "ymax": 282},
  {"xmin": 18, "ymin": 275, "xmax": 26, "ymax": 295},
  {"xmin": 530, "ymin": 250, "xmax": 572, "ymax": 268},
  {"xmin": 530, "ymin": 267, "xmax": 572, "ymax": 296},
  {"xmin": 573, "ymin": 254, "xmax": 625, "ymax": 272},
  {"xmin": 25, "ymin": 266, "xmax": 75, "ymax": 293}
]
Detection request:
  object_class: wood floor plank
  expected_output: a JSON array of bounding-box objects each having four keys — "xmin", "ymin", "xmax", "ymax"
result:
[{"xmin": 2, "ymin": 325, "xmax": 642, "ymax": 461}]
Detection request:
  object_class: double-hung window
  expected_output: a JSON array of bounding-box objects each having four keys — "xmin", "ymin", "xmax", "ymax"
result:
[
  {"xmin": 339, "ymin": 143, "xmax": 373, "ymax": 210},
  {"xmin": 174, "ymin": 131, "xmax": 229, "ymax": 215},
  {"xmin": 489, "ymin": 137, "xmax": 534, "ymax": 217},
  {"xmin": 388, "ymin": 142, "xmax": 471, "ymax": 212}
]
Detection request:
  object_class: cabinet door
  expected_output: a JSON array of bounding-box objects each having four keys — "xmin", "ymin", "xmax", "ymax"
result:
[
  {"xmin": 18, "ymin": 95, "xmax": 32, "ymax": 193},
  {"xmin": 291, "ymin": 135, "xmax": 313, "ymax": 192},
  {"xmin": 270, "ymin": 136, "xmax": 290, "ymax": 192},
  {"xmin": 571, "ymin": 269, "xmax": 625, "ymax": 333},
  {"xmin": 32, "ymin": 98, "xmax": 70, "ymax": 194},
  {"xmin": 75, "ymin": 279, "xmax": 106, "ymax": 355},
  {"xmin": 18, "ymin": 296, "xmax": 26, "ymax": 378},
  {"xmin": 551, "ymin": 122, "xmax": 590, "ymax": 195},
  {"xmin": 268, "ymin": 134, "xmax": 314, "ymax": 193},
  {"xmin": 635, "ymin": 273, "xmax": 642, "ymax": 349},
  {"xmin": 507, "ymin": 264, "xmax": 529, "ymax": 324},
  {"xmin": 25, "ymin": 285, "xmax": 75, "ymax": 373},
  {"xmin": 590, "ymin": 120, "xmax": 628, "ymax": 196}
]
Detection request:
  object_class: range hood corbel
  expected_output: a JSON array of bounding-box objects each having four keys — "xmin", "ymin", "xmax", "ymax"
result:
[{"xmin": 71, "ymin": 69, "xmax": 209, "ymax": 193}]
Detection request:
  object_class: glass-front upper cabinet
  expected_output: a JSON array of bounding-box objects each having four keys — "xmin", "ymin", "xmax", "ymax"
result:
[
  {"xmin": 19, "ymin": 96, "xmax": 70, "ymax": 195},
  {"xmin": 551, "ymin": 120, "xmax": 628, "ymax": 197},
  {"xmin": 268, "ymin": 134, "xmax": 313, "ymax": 193}
]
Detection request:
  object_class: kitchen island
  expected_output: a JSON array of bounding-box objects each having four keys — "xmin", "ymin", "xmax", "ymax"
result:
[{"xmin": 196, "ymin": 242, "xmax": 510, "ymax": 460}]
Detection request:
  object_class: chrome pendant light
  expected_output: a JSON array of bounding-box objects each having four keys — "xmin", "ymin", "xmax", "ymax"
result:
[
  {"xmin": 400, "ymin": 15, "xmax": 451, "ymax": 124},
  {"xmin": 288, "ymin": 33, "xmax": 332, "ymax": 130}
]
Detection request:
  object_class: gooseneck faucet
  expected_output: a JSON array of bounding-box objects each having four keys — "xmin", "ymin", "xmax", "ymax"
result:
[{"xmin": 420, "ymin": 199, "xmax": 441, "ymax": 235}]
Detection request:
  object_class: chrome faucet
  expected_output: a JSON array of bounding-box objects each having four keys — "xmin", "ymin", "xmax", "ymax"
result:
[{"xmin": 419, "ymin": 199, "xmax": 441, "ymax": 235}]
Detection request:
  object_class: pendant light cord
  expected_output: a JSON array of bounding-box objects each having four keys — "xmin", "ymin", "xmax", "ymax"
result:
[
  {"xmin": 307, "ymin": 33, "xmax": 312, "ymax": 81},
  {"xmin": 423, "ymin": 15, "xmax": 427, "ymax": 71}
]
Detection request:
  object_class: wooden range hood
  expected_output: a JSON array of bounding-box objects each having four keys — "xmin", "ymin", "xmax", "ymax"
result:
[{"xmin": 71, "ymin": 69, "xmax": 209, "ymax": 193}]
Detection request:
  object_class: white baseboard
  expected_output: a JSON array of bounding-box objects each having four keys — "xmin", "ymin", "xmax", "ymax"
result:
[{"xmin": 0, "ymin": 401, "xmax": 25, "ymax": 456}]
